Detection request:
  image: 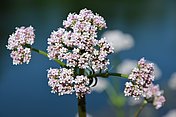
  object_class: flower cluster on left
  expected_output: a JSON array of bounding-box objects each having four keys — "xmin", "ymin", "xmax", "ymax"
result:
[{"xmin": 6, "ymin": 26, "xmax": 35, "ymax": 65}]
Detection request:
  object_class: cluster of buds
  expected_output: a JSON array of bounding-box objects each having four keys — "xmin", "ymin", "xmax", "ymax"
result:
[
  {"xmin": 47, "ymin": 8, "xmax": 113, "ymax": 98},
  {"xmin": 47, "ymin": 8, "xmax": 113, "ymax": 71},
  {"xmin": 6, "ymin": 26, "xmax": 35, "ymax": 65},
  {"xmin": 124, "ymin": 58, "xmax": 165, "ymax": 109},
  {"xmin": 143, "ymin": 84, "xmax": 166, "ymax": 109},
  {"xmin": 47, "ymin": 68, "xmax": 91, "ymax": 98},
  {"xmin": 124, "ymin": 58, "xmax": 155, "ymax": 99}
]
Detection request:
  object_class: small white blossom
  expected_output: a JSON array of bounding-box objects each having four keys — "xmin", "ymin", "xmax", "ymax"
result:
[
  {"xmin": 124, "ymin": 82, "xmax": 143, "ymax": 100},
  {"xmin": 74, "ymin": 75, "xmax": 91, "ymax": 98},
  {"xmin": 6, "ymin": 26, "xmax": 35, "ymax": 65},
  {"xmin": 117, "ymin": 59, "xmax": 162, "ymax": 79},
  {"xmin": 124, "ymin": 58, "xmax": 165, "ymax": 109},
  {"xmin": 102, "ymin": 30, "xmax": 134, "ymax": 52},
  {"xmin": 124, "ymin": 58, "xmax": 155, "ymax": 100},
  {"xmin": 143, "ymin": 84, "xmax": 166, "ymax": 109},
  {"xmin": 47, "ymin": 68, "xmax": 91, "ymax": 98},
  {"xmin": 7, "ymin": 26, "xmax": 35, "ymax": 50},
  {"xmin": 47, "ymin": 68, "xmax": 74, "ymax": 95},
  {"xmin": 168, "ymin": 72, "xmax": 176, "ymax": 90},
  {"xmin": 10, "ymin": 46, "xmax": 31, "ymax": 65}
]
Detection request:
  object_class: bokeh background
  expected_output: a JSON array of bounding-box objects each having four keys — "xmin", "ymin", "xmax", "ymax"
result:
[{"xmin": 0, "ymin": 0, "xmax": 176, "ymax": 117}]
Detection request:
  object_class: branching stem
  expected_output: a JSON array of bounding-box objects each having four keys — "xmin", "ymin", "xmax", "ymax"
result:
[
  {"xmin": 25, "ymin": 44, "xmax": 66, "ymax": 67},
  {"xmin": 88, "ymin": 72, "xmax": 128, "ymax": 79}
]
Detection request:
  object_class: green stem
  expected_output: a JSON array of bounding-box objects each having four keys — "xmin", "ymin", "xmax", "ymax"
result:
[
  {"xmin": 88, "ymin": 72, "xmax": 128, "ymax": 79},
  {"xmin": 134, "ymin": 100, "xmax": 147, "ymax": 117},
  {"xmin": 78, "ymin": 95, "xmax": 86, "ymax": 117},
  {"xmin": 25, "ymin": 45, "xmax": 66, "ymax": 67}
]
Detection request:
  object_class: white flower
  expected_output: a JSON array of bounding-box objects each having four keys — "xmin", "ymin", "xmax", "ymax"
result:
[
  {"xmin": 6, "ymin": 26, "xmax": 35, "ymax": 50},
  {"xmin": 143, "ymin": 84, "xmax": 165, "ymax": 109},
  {"xmin": 6, "ymin": 26, "xmax": 35, "ymax": 65},
  {"xmin": 124, "ymin": 58, "xmax": 155, "ymax": 100},
  {"xmin": 74, "ymin": 75, "xmax": 91, "ymax": 98},
  {"xmin": 47, "ymin": 8, "xmax": 113, "ymax": 73},
  {"xmin": 102, "ymin": 30, "xmax": 134, "ymax": 52},
  {"xmin": 10, "ymin": 46, "xmax": 32, "ymax": 65},
  {"xmin": 168, "ymin": 72, "xmax": 176, "ymax": 90},
  {"xmin": 47, "ymin": 68, "xmax": 74, "ymax": 95}
]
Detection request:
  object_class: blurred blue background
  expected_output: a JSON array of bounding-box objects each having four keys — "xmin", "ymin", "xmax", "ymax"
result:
[{"xmin": 0, "ymin": 0, "xmax": 176, "ymax": 117}]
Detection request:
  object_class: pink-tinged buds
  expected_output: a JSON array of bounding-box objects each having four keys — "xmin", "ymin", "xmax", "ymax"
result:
[{"xmin": 6, "ymin": 26, "xmax": 35, "ymax": 65}]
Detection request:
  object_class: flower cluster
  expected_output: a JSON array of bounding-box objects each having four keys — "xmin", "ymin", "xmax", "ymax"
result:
[
  {"xmin": 47, "ymin": 68, "xmax": 90, "ymax": 98},
  {"xmin": 47, "ymin": 8, "xmax": 113, "ymax": 71},
  {"xmin": 74, "ymin": 75, "xmax": 91, "ymax": 98},
  {"xmin": 6, "ymin": 26, "xmax": 35, "ymax": 65},
  {"xmin": 47, "ymin": 68, "xmax": 74, "ymax": 95},
  {"xmin": 47, "ymin": 8, "xmax": 113, "ymax": 97},
  {"xmin": 124, "ymin": 57, "xmax": 165, "ymax": 109},
  {"xmin": 143, "ymin": 84, "xmax": 166, "ymax": 109},
  {"xmin": 124, "ymin": 58, "xmax": 155, "ymax": 99}
]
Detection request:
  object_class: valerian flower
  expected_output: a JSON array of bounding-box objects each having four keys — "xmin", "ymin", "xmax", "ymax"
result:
[
  {"xmin": 6, "ymin": 26, "xmax": 35, "ymax": 65},
  {"xmin": 124, "ymin": 58, "xmax": 165, "ymax": 109},
  {"xmin": 124, "ymin": 58, "xmax": 155, "ymax": 99},
  {"xmin": 47, "ymin": 8, "xmax": 113, "ymax": 98},
  {"xmin": 47, "ymin": 68, "xmax": 90, "ymax": 98},
  {"xmin": 47, "ymin": 68, "xmax": 75, "ymax": 95},
  {"xmin": 143, "ymin": 83, "xmax": 166, "ymax": 109}
]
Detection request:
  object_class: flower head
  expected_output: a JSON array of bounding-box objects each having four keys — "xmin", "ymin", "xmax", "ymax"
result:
[
  {"xmin": 47, "ymin": 8, "xmax": 113, "ymax": 98},
  {"xmin": 124, "ymin": 58, "xmax": 165, "ymax": 109},
  {"xmin": 143, "ymin": 84, "xmax": 166, "ymax": 109},
  {"xmin": 124, "ymin": 58, "xmax": 155, "ymax": 99},
  {"xmin": 10, "ymin": 46, "xmax": 32, "ymax": 65},
  {"xmin": 74, "ymin": 75, "xmax": 91, "ymax": 98},
  {"xmin": 47, "ymin": 8, "xmax": 113, "ymax": 72},
  {"xmin": 47, "ymin": 68, "xmax": 74, "ymax": 95},
  {"xmin": 6, "ymin": 26, "xmax": 35, "ymax": 65},
  {"xmin": 47, "ymin": 68, "xmax": 90, "ymax": 98}
]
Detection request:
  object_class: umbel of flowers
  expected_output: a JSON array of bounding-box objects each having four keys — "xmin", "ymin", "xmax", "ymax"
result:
[
  {"xmin": 47, "ymin": 9, "xmax": 113, "ymax": 98},
  {"xmin": 124, "ymin": 58, "xmax": 165, "ymax": 109},
  {"xmin": 6, "ymin": 8, "xmax": 165, "ymax": 117},
  {"xmin": 6, "ymin": 26, "xmax": 35, "ymax": 65}
]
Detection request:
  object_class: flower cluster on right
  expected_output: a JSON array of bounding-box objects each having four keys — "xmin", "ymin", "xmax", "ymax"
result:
[{"xmin": 124, "ymin": 58, "xmax": 165, "ymax": 109}]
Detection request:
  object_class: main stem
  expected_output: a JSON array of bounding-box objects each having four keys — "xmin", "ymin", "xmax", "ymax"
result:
[{"xmin": 78, "ymin": 95, "xmax": 86, "ymax": 117}]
